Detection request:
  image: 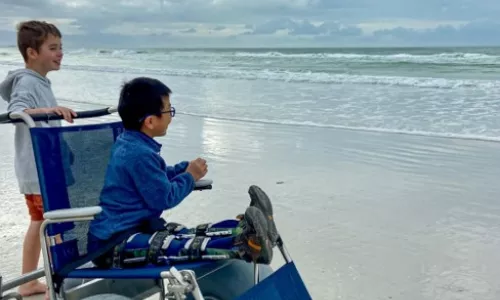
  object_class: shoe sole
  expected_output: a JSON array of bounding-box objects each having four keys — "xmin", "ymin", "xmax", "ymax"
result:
[
  {"xmin": 243, "ymin": 206, "xmax": 273, "ymax": 264},
  {"xmin": 248, "ymin": 185, "xmax": 279, "ymax": 246}
]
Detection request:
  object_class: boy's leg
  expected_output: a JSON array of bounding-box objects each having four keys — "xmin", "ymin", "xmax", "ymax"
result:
[
  {"xmin": 162, "ymin": 185, "xmax": 278, "ymax": 244},
  {"xmin": 19, "ymin": 195, "xmax": 47, "ymax": 297},
  {"xmin": 166, "ymin": 207, "xmax": 272, "ymax": 264},
  {"xmin": 170, "ymin": 207, "xmax": 272, "ymax": 264},
  {"xmin": 166, "ymin": 219, "xmax": 240, "ymax": 240},
  {"xmin": 107, "ymin": 207, "xmax": 273, "ymax": 269}
]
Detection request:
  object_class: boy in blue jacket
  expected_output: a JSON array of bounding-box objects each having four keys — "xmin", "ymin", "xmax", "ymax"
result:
[{"xmin": 88, "ymin": 77, "xmax": 279, "ymax": 268}]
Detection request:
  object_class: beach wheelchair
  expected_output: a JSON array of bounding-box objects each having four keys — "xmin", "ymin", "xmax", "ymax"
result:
[{"xmin": 0, "ymin": 107, "xmax": 311, "ymax": 300}]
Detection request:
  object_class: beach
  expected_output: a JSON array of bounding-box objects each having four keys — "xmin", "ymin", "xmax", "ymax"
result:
[
  {"xmin": 1, "ymin": 100, "xmax": 500, "ymax": 300},
  {"xmin": 1, "ymin": 47, "xmax": 500, "ymax": 299}
]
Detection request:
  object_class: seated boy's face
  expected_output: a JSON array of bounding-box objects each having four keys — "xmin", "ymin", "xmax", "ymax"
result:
[
  {"xmin": 154, "ymin": 95, "xmax": 173, "ymax": 136},
  {"xmin": 30, "ymin": 34, "xmax": 63, "ymax": 72}
]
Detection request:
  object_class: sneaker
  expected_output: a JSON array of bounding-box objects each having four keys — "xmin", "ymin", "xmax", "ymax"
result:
[
  {"xmin": 236, "ymin": 206, "xmax": 273, "ymax": 264},
  {"xmin": 248, "ymin": 185, "xmax": 279, "ymax": 246}
]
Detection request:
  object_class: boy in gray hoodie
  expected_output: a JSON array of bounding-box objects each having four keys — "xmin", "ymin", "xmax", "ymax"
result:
[{"xmin": 0, "ymin": 20, "xmax": 76, "ymax": 298}]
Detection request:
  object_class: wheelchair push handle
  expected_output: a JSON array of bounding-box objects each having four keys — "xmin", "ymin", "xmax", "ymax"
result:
[{"xmin": 0, "ymin": 106, "xmax": 118, "ymax": 125}]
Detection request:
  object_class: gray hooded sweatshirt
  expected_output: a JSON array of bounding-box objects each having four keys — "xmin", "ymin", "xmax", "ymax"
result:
[{"xmin": 0, "ymin": 68, "xmax": 61, "ymax": 194}]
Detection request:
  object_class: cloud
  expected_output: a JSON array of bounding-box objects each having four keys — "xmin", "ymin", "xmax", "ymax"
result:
[
  {"xmin": 370, "ymin": 20, "xmax": 500, "ymax": 46},
  {"xmin": 0, "ymin": 0, "xmax": 499, "ymax": 47},
  {"xmin": 246, "ymin": 18, "xmax": 363, "ymax": 38}
]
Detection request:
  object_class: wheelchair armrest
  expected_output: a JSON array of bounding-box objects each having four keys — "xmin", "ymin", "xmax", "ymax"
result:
[
  {"xmin": 194, "ymin": 179, "xmax": 213, "ymax": 191},
  {"xmin": 43, "ymin": 206, "xmax": 102, "ymax": 221}
]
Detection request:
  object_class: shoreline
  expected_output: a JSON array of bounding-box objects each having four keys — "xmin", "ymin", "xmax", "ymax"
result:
[
  {"xmin": 0, "ymin": 100, "xmax": 499, "ymax": 300},
  {"xmin": 9, "ymin": 97, "xmax": 496, "ymax": 145}
]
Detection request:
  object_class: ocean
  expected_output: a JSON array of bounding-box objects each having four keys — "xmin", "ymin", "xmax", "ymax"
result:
[
  {"xmin": 1, "ymin": 46, "xmax": 500, "ymax": 141},
  {"xmin": 0, "ymin": 47, "xmax": 499, "ymax": 300}
]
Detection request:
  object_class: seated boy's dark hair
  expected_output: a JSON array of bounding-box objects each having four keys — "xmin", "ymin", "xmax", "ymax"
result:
[
  {"xmin": 118, "ymin": 77, "xmax": 172, "ymax": 130},
  {"xmin": 17, "ymin": 20, "xmax": 62, "ymax": 62}
]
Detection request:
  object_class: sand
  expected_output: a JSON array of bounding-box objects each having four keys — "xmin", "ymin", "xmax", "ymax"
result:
[{"xmin": 1, "ymin": 101, "xmax": 500, "ymax": 299}]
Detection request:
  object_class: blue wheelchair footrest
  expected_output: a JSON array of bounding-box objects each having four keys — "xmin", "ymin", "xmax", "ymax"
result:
[
  {"xmin": 65, "ymin": 261, "xmax": 218, "ymax": 279},
  {"xmin": 235, "ymin": 261, "xmax": 312, "ymax": 300}
]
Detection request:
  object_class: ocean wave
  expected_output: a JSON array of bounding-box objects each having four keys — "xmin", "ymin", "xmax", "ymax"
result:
[
  {"xmin": 38, "ymin": 65, "xmax": 500, "ymax": 90},
  {"xmin": 232, "ymin": 51, "xmax": 473, "ymax": 59},
  {"xmin": 229, "ymin": 51, "xmax": 500, "ymax": 66},
  {"xmin": 1, "ymin": 60, "xmax": 496, "ymax": 89},
  {"xmin": 61, "ymin": 48, "xmax": 500, "ymax": 65},
  {"xmin": 66, "ymin": 48, "xmax": 146, "ymax": 56},
  {"xmin": 3, "ymin": 46, "xmax": 500, "ymax": 66},
  {"xmin": 54, "ymin": 97, "xmax": 500, "ymax": 143},
  {"xmin": 178, "ymin": 112, "xmax": 500, "ymax": 143}
]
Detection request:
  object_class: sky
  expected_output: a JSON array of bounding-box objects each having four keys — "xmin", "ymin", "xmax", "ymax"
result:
[{"xmin": 1, "ymin": 0, "xmax": 500, "ymax": 48}]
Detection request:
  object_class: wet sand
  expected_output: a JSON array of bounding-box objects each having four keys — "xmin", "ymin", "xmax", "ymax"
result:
[{"xmin": 1, "ymin": 101, "xmax": 500, "ymax": 299}]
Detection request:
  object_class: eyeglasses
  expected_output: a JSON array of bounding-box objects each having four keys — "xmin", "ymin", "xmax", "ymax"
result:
[
  {"xmin": 162, "ymin": 107, "xmax": 175, "ymax": 117},
  {"xmin": 138, "ymin": 106, "xmax": 176, "ymax": 122}
]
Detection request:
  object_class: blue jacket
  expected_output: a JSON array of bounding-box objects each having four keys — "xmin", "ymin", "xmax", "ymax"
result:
[{"xmin": 89, "ymin": 130, "xmax": 195, "ymax": 240}]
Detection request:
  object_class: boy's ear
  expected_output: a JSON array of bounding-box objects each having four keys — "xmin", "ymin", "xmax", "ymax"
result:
[
  {"xmin": 143, "ymin": 116, "xmax": 155, "ymax": 129},
  {"xmin": 26, "ymin": 47, "xmax": 38, "ymax": 60}
]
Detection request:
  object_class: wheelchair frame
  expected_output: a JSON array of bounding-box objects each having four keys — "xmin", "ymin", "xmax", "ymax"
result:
[{"xmin": 0, "ymin": 107, "xmax": 293, "ymax": 300}]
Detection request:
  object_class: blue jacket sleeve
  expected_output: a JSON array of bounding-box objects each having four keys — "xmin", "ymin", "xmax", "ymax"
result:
[
  {"xmin": 131, "ymin": 155, "xmax": 195, "ymax": 212},
  {"xmin": 166, "ymin": 161, "xmax": 189, "ymax": 180}
]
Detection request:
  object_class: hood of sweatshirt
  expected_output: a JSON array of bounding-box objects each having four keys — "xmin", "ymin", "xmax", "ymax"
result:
[{"xmin": 0, "ymin": 68, "xmax": 51, "ymax": 103}]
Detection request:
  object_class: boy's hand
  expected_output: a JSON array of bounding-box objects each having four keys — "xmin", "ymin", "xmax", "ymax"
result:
[
  {"xmin": 46, "ymin": 106, "xmax": 77, "ymax": 123},
  {"xmin": 186, "ymin": 158, "xmax": 208, "ymax": 181}
]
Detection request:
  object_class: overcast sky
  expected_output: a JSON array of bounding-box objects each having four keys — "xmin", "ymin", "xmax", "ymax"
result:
[{"xmin": 0, "ymin": 0, "xmax": 499, "ymax": 48}]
